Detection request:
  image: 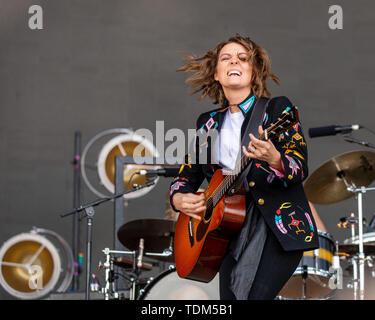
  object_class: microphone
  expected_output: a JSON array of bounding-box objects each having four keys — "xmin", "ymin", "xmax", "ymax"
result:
[
  {"xmin": 137, "ymin": 238, "xmax": 144, "ymax": 269},
  {"xmin": 308, "ymin": 124, "xmax": 362, "ymax": 138},
  {"xmin": 136, "ymin": 167, "xmax": 180, "ymax": 178}
]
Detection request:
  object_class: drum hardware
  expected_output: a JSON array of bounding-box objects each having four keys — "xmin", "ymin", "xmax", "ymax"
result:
[
  {"xmin": 301, "ymin": 265, "xmax": 308, "ymax": 299},
  {"xmin": 145, "ymin": 235, "xmax": 174, "ymax": 260},
  {"xmin": 98, "ymin": 248, "xmax": 140, "ymax": 300},
  {"xmin": 113, "ymin": 256, "xmax": 153, "ymax": 271},
  {"xmin": 366, "ymin": 214, "xmax": 375, "ymax": 233},
  {"xmin": 337, "ymin": 213, "xmax": 359, "ymax": 235},
  {"xmin": 90, "ymin": 273, "xmax": 101, "ymax": 293},
  {"xmin": 343, "ymin": 135, "xmax": 375, "ymax": 149},
  {"xmin": 346, "ymin": 184, "xmax": 375, "ymax": 300},
  {"xmin": 60, "ymin": 180, "xmax": 156, "ymax": 300},
  {"xmin": 117, "ymin": 219, "xmax": 176, "ymax": 262}
]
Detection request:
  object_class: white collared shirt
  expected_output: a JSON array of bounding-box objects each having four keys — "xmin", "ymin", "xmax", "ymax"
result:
[{"xmin": 219, "ymin": 109, "xmax": 244, "ymax": 172}]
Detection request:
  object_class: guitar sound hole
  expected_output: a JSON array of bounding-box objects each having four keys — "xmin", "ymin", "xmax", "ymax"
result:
[
  {"xmin": 196, "ymin": 205, "xmax": 213, "ymax": 242},
  {"xmin": 196, "ymin": 220, "xmax": 209, "ymax": 242},
  {"xmin": 204, "ymin": 204, "xmax": 213, "ymax": 222}
]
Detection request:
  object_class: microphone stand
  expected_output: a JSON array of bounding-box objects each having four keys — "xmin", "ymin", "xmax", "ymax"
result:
[
  {"xmin": 343, "ymin": 135, "xmax": 375, "ymax": 150},
  {"xmin": 59, "ymin": 180, "xmax": 156, "ymax": 300}
]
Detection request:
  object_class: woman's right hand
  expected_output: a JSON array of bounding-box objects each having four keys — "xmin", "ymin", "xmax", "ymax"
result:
[{"xmin": 171, "ymin": 193, "xmax": 206, "ymax": 221}]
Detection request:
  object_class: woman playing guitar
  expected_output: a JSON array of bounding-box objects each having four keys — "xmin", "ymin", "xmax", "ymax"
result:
[{"xmin": 169, "ymin": 34, "xmax": 319, "ymax": 300}]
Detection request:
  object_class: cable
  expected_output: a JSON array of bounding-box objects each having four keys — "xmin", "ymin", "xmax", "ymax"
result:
[
  {"xmin": 124, "ymin": 171, "xmax": 140, "ymax": 191},
  {"xmin": 363, "ymin": 126, "xmax": 375, "ymax": 136}
]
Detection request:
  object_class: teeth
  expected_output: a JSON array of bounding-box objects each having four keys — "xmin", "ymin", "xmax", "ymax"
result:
[{"xmin": 228, "ymin": 71, "xmax": 241, "ymax": 76}]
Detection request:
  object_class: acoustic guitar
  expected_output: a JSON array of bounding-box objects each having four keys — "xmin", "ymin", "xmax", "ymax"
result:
[{"xmin": 174, "ymin": 106, "xmax": 299, "ymax": 282}]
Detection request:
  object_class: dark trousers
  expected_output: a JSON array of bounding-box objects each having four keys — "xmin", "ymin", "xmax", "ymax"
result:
[{"xmin": 219, "ymin": 227, "xmax": 303, "ymax": 300}]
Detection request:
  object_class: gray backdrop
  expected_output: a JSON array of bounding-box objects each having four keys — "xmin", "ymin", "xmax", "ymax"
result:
[{"xmin": 0, "ymin": 0, "xmax": 374, "ymax": 299}]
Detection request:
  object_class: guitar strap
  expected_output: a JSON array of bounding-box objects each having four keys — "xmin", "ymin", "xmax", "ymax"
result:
[{"xmin": 232, "ymin": 96, "xmax": 270, "ymax": 193}]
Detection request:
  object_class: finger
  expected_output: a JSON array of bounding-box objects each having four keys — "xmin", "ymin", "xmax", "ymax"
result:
[
  {"xmin": 242, "ymin": 145, "xmax": 256, "ymax": 158},
  {"xmin": 182, "ymin": 193, "xmax": 205, "ymax": 204},
  {"xmin": 183, "ymin": 200, "xmax": 205, "ymax": 211},
  {"xmin": 247, "ymin": 142, "xmax": 256, "ymax": 153},
  {"xmin": 185, "ymin": 205, "xmax": 206, "ymax": 220},
  {"xmin": 193, "ymin": 205, "xmax": 206, "ymax": 213},
  {"xmin": 258, "ymin": 125, "xmax": 264, "ymax": 135},
  {"xmin": 184, "ymin": 212, "xmax": 202, "ymax": 221},
  {"xmin": 250, "ymin": 133, "xmax": 269, "ymax": 149}
]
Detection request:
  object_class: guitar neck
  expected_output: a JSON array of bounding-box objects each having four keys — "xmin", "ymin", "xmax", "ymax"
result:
[{"xmin": 208, "ymin": 144, "xmax": 254, "ymax": 208}]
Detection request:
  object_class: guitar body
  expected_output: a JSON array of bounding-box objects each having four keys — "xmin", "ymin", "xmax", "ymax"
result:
[{"xmin": 174, "ymin": 169, "xmax": 246, "ymax": 282}]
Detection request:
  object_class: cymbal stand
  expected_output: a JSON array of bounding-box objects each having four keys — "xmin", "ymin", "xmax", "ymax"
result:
[
  {"xmin": 349, "ymin": 213, "xmax": 359, "ymax": 299},
  {"xmin": 347, "ymin": 184, "xmax": 375, "ymax": 300}
]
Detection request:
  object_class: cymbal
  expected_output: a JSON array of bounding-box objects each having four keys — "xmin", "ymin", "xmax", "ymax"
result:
[
  {"xmin": 338, "ymin": 243, "xmax": 375, "ymax": 256},
  {"xmin": 304, "ymin": 150, "xmax": 375, "ymax": 204},
  {"xmin": 117, "ymin": 219, "xmax": 175, "ymax": 261}
]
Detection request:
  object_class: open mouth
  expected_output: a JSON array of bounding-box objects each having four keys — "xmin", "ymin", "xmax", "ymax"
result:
[{"xmin": 227, "ymin": 70, "xmax": 242, "ymax": 77}]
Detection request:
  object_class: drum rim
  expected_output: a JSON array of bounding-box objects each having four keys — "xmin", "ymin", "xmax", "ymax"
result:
[
  {"xmin": 317, "ymin": 229, "xmax": 334, "ymax": 242},
  {"xmin": 293, "ymin": 266, "xmax": 332, "ymax": 279},
  {"xmin": 0, "ymin": 233, "xmax": 62, "ymax": 299},
  {"xmin": 137, "ymin": 267, "xmax": 176, "ymax": 300}
]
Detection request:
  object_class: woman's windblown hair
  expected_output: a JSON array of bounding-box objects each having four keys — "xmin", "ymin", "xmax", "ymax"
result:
[{"xmin": 178, "ymin": 34, "xmax": 280, "ymax": 105}]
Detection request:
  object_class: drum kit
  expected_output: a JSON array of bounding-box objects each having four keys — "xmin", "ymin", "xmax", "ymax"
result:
[
  {"xmin": 279, "ymin": 150, "xmax": 375, "ymax": 300},
  {"xmin": 85, "ymin": 150, "xmax": 375, "ymax": 301},
  {"xmin": 94, "ymin": 218, "xmax": 220, "ymax": 300}
]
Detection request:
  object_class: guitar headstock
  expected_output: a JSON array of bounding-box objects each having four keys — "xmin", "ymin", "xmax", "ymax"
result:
[{"xmin": 263, "ymin": 106, "xmax": 299, "ymax": 141}]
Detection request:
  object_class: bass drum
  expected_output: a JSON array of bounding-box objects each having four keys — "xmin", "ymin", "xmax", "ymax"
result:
[
  {"xmin": 0, "ymin": 227, "xmax": 74, "ymax": 299},
  {"xmin": 138, "ymin": 268, "xmax": 220, "ymax": 300}
]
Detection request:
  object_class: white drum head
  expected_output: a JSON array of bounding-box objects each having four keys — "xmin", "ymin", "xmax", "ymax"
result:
[{"xmin": 141, "ymin": 269, "xmax": 220, "ymax": 300}]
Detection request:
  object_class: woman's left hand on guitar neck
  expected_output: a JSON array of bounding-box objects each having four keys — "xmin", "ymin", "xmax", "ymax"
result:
[{"xmin": 242, "ymin": 125, "xmax": 284, "ymax": 173}]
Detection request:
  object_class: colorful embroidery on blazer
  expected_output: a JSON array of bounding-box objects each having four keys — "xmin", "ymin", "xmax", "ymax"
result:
[
  {"xmin": 179, "ymin": 163, "xmax": 192, "ymax": 174},
  {"xmin": 170, "ymin": 181, "xmax": 186, "ymax": 195},
  {"xmin": 287, "ymin": 211, "xmax": 305, "ymax": 234},
  {"xmin": 254, "ymin": 163, "xmax": 277, "ymax": 184},
  {"xmin": 239, "ymin": 95, "xmax": 255, "ymax": 114},
  {"xmin": 285, "ymin": 149, "xmax": 304, "ymax": 160},
  {"xmin": 285, "ymin": 154, "xmax": 300, "ymax": 176},
  {"xmin": 304, "ymin": 212, "xmax": 315, "ymax": 242},
  {"xmin": 275, "ymin": 202, "xmax": 292, "ymax": 234}
]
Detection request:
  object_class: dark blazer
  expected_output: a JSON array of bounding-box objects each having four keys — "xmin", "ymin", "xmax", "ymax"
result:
[{"xmin": 170, "ymin": 94, "xmax": 319, "ymax": 252}]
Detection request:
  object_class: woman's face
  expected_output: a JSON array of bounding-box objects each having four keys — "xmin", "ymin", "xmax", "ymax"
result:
[{"xmin": 214, "ymin": 42, "xmax": 252, "ymax": 92}]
